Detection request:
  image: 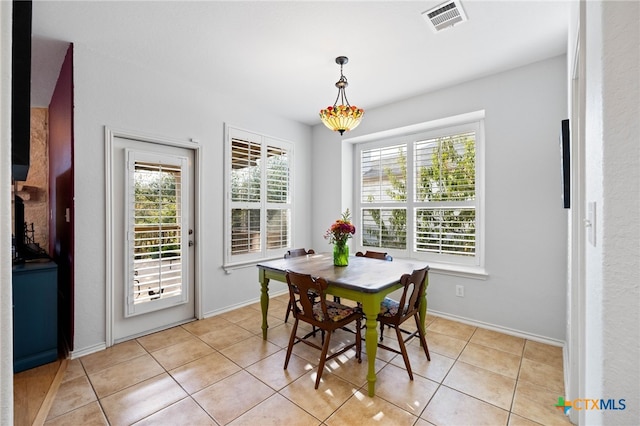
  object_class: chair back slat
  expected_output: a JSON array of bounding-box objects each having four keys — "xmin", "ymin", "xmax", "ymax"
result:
[
  {"xmin": 395, "ymin": 267, "xmax": 429, "ymax": 321},
  {"xmin": 284, "ymin": 248, "xmax": 315, "ymax": 259},
  {"xmin": 286, "ymin": 270, "xmax": 328, "ymax": 325},
  {"xmin": 355, "ymin": 250, "xmax": 393, "ymax": 261}
]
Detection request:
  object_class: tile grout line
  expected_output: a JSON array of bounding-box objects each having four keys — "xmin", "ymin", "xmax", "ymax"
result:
[
  {"xmin": 137, "ymin": 330, "xmax": 217, "ymax": 425},
  {"xmin": 39, "ymin": 313, "xmax": 565, "ymax": 426},
  {"xmin": 506, "ymin": 338, "xmax": 528, "ymax": 423},
  {"xmin": 422, "ymin": 323, "xmax": 478, "ymax": 421},
  {"xmin": 422, "ymin": 322, "xmax": 525, "ymax": 423}
]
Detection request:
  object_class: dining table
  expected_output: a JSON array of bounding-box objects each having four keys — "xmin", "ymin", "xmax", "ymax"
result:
[{"xmin": 257, "ymin": 252, "xmax": 429, "ymax": 397}]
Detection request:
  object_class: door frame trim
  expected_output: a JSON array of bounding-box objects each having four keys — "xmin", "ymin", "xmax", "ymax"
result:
[{"xmin": 104, "ymin": 126, "xmax": 203, "ymax": 347}]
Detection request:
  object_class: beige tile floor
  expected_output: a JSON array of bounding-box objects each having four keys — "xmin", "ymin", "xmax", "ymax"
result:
[{"xmin": 44, "ymin": 294, "xmax": 572, "ymax": 425}]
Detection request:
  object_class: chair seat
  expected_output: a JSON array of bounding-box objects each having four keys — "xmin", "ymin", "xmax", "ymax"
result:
[
  {"xmin": 379, "ymin": 297, "xmax": 406, "ymax": 318},
  {"xmin": 313, "ymin": 301, "xmax": 360, "ymax": 322}
]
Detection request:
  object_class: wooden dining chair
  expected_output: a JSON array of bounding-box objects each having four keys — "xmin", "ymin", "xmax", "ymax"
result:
[
  {"xmin": 356, "ymin": 250, "xmax": 393, "ymax": 261},
  {"xmin": 285, "ymin": 248, "xmax": 315, "ymax": 259},
  {"xmin": 284, "ymin": 270, "xmax": 363, "ymax": 389},
  {"xmin": 377, "ymin": 266, "xmax": 430, "ymax": 380},
  {"xmin": 284, "ymin": 248, "xmax": 315, "ymax": 323}
]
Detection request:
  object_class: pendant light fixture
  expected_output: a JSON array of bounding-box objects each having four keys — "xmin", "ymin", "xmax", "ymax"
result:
[{"xmin": 319, "ymin": 56, "xmax": 364, "ymax": 135}]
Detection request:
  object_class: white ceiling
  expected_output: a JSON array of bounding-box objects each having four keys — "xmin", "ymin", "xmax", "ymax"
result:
[{"xmin": 30, "ymin": 0, "xmax": 570, "ymax": 127}]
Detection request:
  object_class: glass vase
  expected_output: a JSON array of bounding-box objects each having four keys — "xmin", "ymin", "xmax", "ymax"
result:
[{"xmin": 333, "ymin": 242, "xmax": 349, "ymax": 266}]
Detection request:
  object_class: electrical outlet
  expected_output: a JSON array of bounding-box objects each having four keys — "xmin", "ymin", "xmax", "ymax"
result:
[{"xmin": 456, "ymin": 285, "xmax": 464, "ymax": 297}]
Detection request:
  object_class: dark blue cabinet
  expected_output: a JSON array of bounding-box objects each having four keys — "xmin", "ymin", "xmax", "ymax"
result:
[{"xmin": 12, "ymin": 261, "xmax": 58, "ymax": 373}]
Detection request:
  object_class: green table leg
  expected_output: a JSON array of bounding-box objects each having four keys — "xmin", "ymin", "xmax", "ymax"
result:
[
  {"xmin": 361, "ymin": 295, "xmax": 382, "ymax": 397},
  {"xmin": 259, "ymin": 268, "xmax": 270, "ymax": 340}
]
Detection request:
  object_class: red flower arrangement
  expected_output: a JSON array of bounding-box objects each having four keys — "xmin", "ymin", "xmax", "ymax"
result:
[{"xmin": 324, "ymin": 209, "xmax": 356, "ymax": 246}]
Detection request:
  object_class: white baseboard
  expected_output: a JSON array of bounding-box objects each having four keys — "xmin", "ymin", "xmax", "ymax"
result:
[
  {"xmin": 71, "ymin": 318, "xmax": 197, "ymax": 358},
  {"xmin": 69, "ymin": 342, "xmax": 107, "ymax": 359},
  {"xmin": 202, "ymin": 290, "xmax": 289, "ymax": 319},
  {"xmin": 73, "ymin": 298, "xmax": 563, "ymax": 359},
  {"xmin": 429, "ymin": 309, "xmax": 566, "ymax": 347}
]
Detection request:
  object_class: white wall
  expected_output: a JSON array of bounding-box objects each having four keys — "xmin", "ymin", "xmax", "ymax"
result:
[
  {"xmin": 312, "ymin": 56, "xmax": 568, "ymax": 342},
  {"xmin": 583, "ymin": 1, "xmax": 640, "ymax": 424},
  {"xmin": 72, "ymin": 44, "xmax": 312, "ymax": 353}
]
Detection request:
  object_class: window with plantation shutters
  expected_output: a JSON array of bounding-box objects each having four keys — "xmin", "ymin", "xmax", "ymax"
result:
[
  {"xmin": 225, "ymin": 127, "xmax": 293, "ymax": 266},
  {"xmin": 356, "ymin": 114, "xmax": 484, "ymax": 267}
]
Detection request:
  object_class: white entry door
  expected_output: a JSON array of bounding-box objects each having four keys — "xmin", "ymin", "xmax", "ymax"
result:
[{"xmin": 109, "ymin": 135, "xmax": 196, "ymax": 343}]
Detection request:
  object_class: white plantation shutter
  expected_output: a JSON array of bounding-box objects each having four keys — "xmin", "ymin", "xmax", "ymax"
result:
[
  {"xmin": 226, "ymin": 127, "xmax": 293, "ymax": 265},
  {"xmin": 360, "ymin": 143, "xmax": 408, "ymax": 249},
  {"xmin": 361, "ymin": 144, "xmax": 407, "ymax": 203},
  {"xmin": 266, "ymin": 209, "xmax": 290, "ymax": 248},
  {"xmin": 414, "ymin": 132, "xmax": 476, "ymax": 202},
  {"xmin": 126, "ymin": 152, "xmax": 189, "ymax": 316},
  {"xmin": 414, "ymin": 206, "xmax": 476, "ymax": 256},
  {"xmin": 230, "ymin": 138, "xmax": 262, "ymax": 255},
  {"xmin": 231, "ymin": 139, "xmax": 261, "ymax": 202},
  {"xmin": 356, "ymin": 116, "xmax": 483, "ymax": 267},
  {"xmin": 265, "ymin": 146, "xmax": 290, "ymax": 249},
  {"xmin": 231, "ymin": 208, "xmax": 260, "ymax": 255},
  {"xmin": 414, "ymin": 132, "xmax": 476, "ymax": 257},
  {"xmin": 266, "ymin": 146, "xmax": 289, "ymax": 203},
  {"xmin": 361, "ymin": 208, "xmax": 407, "ymax": 249}
]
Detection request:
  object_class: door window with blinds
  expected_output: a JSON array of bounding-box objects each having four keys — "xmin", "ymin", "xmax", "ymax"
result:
[
  {"xmin": 225, "ymin": 126, "xmax": 292, "ymax": 265},
  {"xmin": 357, "ymin": 118, "xmax": 483, "ymax": 266},
  {"xmin": 125, "ymin": 150, "xmax": 190, "ymax": 316}
]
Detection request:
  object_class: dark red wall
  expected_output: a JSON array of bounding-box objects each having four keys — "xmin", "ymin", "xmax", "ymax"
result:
[{"xmin": 48, "ymin": 44, "xmax": 74, "ymax": 352}]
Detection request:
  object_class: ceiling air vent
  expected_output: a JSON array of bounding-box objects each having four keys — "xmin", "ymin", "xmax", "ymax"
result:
[{"xmin": 422, "ymin": 0, "xmax": 468, "ymax": 33}]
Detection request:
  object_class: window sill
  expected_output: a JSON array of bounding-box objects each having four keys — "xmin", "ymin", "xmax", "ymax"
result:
[
  {"xmin": 427, "ymin": 262, "xmax": 489, "ymax": 280},
  {"xmin": 223, "ymin": 256, "xmax": 281, "ymax": 274},
  {"xmin": 223, "ymin": 257, "xmax": 488, "ymax": 280}
]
